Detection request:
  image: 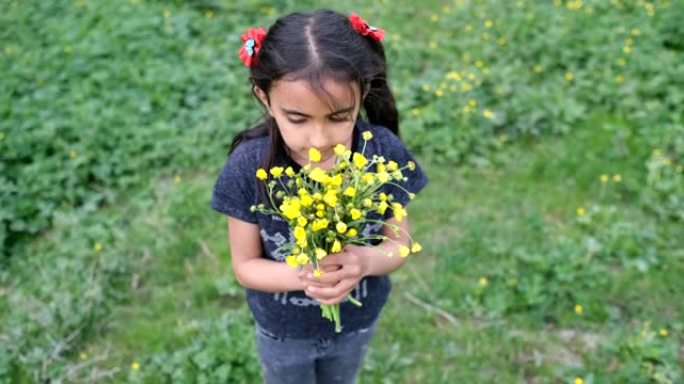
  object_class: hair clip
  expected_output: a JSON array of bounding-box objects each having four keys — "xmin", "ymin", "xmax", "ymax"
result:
[
  {"xmin": 349, "ymin": 13, "xmax": 385, "ymax": 42},
  {"xmin": 239, "ymin": 27, "xmax": 267, "ymax": 67}
]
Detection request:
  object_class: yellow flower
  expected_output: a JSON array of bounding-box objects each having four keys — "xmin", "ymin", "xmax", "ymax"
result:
[
  {"xmin": 285, "ymin": 166, "xmax": 295, "ymax": 177},
  {"xmin": 315, "ymin": 248, "xmax": 327, "ymax": 260},
  {"xmin": 296, "ymin": 252, "xmax": 309, "ymax": 265},
  {"xmin": 330, "ymin": 174, "xmax": 343, "ymax": 187},
  {"xmin": 346, "ymin": 228, "xmax": 358, "ymax": 237},
  {"xmin": 479, "ymin": 277, "xmax": 488, "ymax": 287},
  {"xmin": 309, "ymin": 167, "xmax": 329, "ymax": 183},
  {"xmin": 343, "ymin": 187, "xmax": 356, "ymax": 197},
  {"xmin": 69, "ymin": 150, "xmax": 77, "ymax": 158},
  {"xmin": 362, "ymin": 173, "xmax": 375, "ymax": 184},
  {"xmin": 270, "ymin": 167, "xmax": 284, "ymax": 178},
  {"xmin": 294, "ymin": 226, "xmax": 307, "ymax": 242},
  {"xmin": 411, "ymin": 242, "xmax": 422, "ymax": 253},
  {"xmin": 256, "ymin": 169, "xmax": 268, "ymax": 180},
  {"xmin": 312, "ymin": 218, "xmax": 329, "ymax": 231},
  {"xmin": 398, "ymin": 245, "xmax": 410, "ymax": 257},
  {"xmin": 350, "ymin": 208, "xmax": 362, "ymax": 220},
  {"xmin": 574, "ymin": 378, "xmax": 584, "ymax": 384},
  {"xmin": 334, "ymin": 144, "xmax": 347, "ymax": 156},
  {"xmin": 363, "ymin": 198, "xmax": 373, "ymax": 208},
  {"xmin": 94, "ymin": 243, "xmax": 102, "ymax": 252},
  {"xmin": 131, "ymin": 361, "xmax": 141, "ymax": 371},
  {"xmin": 362, "ymin": 131, "xmax": 373, "ymax": 141},
  {"xmin": 392, "ymin": 203, "xmax": 407, "ymax": 222},
  {"xmin": 279, "ymin": 198, "xmax": 301, "ymax": 220},
  {"xmin": 407, "ymin": 161, "xmax": 416, "ymax": 171},
  {"xmin": 565, "ymin": 72, "xmax": 574, "ymax": 81},
  {"xmin": 482, "ymin": 109, "xmax": 495, "ymax": 120},
  {"xmin": 600, "ymin": 174, "xmax": 609, "ymax": 183},
  {"xmin": 377, "ymin": 171, "xmax": 390, "ymax": 183},
  {"xmin": 386, "ymin": 161, "xmax": 398, "ymax": 171},
  {"xmin": 331, "ymin": 239, "xmax": 342, "ymax": 253},
  {"xmin": 313, "ymin": 269, "xmax": 322, "ymax": 277},
  {"xmin": 286, "ymin": 255, "xmax": 298, "ymax": 267},
  {"xmin": 301, "ymin": 194, "xmax": 313, "ymax": 207},
  {"xmin": 378, "ymin": 201, "xmax": 388, "ymax": 214},
  {"xmin": 336, "ymin": 222, "xmax": 348, "ymax": 233},
  {"xmin": 613, "ymin": 174, "xmax": 622, "ymax": 182},
  {"xmin": 575, "ymin": 304, "xmax": 583, "ymax": 314},
  {"xmin": 309, "ymin": 148, "xmax": 321, "ymax": 162},
  {"xmin": 323, "ymin": 190, "xmax": 337, "ymax": 207},
  {"xmin": 297, "ymin": 217, "xmax": 308, "ymax": 227},
  {"xmin": 79, "ymin": 352, "xmax": 88, "ymax": 360},
  {"xmin": 353, "ymin": 153, "xmax": 368, "ymax": 169},
  {"xmin": 576, "ymin": 207, "xmax": 585, "ymax": 216},
  {"xmin": 659, "ymin": 328, "xmax": 668, "ymax": 337}
]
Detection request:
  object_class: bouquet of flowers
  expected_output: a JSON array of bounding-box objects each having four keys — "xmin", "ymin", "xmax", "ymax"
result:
[{"xmin": 251, "ymin": 131, "xmax": 422, "ymax": 332}]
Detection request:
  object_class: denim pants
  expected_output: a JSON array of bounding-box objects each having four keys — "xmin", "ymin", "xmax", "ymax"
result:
[{"xmin": 254, "ymin": 320, "xmax": 378, "ymax": 384}]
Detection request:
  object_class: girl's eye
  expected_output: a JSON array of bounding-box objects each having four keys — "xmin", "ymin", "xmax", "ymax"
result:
[
  {"xmin": 288, "ymin": 119, "xmax": 307, "ymax": 125},
  {"xmin": 330, "ymin": 115, "xmax": 351, "ymax": 123}
]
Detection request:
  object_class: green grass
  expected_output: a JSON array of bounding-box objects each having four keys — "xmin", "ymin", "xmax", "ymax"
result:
[
  {"xmin": 12, "ymin": 114, "xmax": 673, "ymax": 383},
  {"xmin": 2, "ymin": 0, "xmax": 683, "ymax": 382}
]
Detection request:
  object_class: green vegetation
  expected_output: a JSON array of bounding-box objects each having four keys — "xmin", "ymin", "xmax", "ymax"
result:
[{"xmin": 1, "ymin": 0, "xmax": 681, "ymax": 382}]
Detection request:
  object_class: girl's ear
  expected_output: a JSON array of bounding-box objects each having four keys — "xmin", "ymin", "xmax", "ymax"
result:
[{"xmin": 253, "ymin": 86, "xmax": 272, "ymax": 114}]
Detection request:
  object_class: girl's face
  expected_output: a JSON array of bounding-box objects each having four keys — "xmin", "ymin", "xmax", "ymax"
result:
[{"xmin": 255, "ymin": 77, "xmax": 363, "ymax": 169}]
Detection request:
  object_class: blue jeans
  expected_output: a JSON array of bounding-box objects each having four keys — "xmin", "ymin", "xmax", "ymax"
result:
[{"xmin": 254, "ymin": 321, "xmax": 378, "ymax": 384}]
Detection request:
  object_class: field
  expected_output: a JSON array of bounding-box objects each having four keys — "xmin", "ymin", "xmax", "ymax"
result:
[{"xmin": 1, "ymin": 0, "xmax": 682, "ymax": 382}]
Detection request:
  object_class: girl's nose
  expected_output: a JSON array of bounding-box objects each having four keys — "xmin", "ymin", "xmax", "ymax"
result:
[{"xmin": 309, "ymin": 123, "xmax": 331, "ymax": 150}]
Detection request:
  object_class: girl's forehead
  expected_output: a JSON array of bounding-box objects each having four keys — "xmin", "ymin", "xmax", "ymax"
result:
[{"xmin": 270, "ymin": 77, "xmax": 359, "ymax": 111}]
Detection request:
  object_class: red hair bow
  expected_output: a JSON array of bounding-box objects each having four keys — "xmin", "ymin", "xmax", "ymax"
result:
[
  {"xmin": 239, "ymin": 27, "xmax": 267, "ymax": 67},
  {"xmin": 349, "ymin": 13, "xmax": 385, "ymax": 42}
]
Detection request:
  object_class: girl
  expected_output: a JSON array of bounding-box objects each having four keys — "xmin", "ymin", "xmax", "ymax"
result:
[{"xmin": 211, "ymin": 9, "xmax": 428, "ymax": 384}]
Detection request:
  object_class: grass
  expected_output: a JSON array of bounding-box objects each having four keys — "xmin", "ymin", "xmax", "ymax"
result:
[{"xmin": 36, "ymin": 114, "xmax": 677, "ymax": 383}]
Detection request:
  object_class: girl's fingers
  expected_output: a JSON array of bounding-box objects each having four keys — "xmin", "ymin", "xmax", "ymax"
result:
[{"xmin": 305, "ymin": 278, "xmax": 357, "ymax": 302}]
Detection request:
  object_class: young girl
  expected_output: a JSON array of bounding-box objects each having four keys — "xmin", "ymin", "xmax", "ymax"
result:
[{"xmin": 211, "ymin": 9, "xmax": 428, "ymax": 384}]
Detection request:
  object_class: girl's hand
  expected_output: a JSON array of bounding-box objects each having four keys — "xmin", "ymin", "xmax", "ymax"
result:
[{"xmin": 299, "ymin": 245, "xmax": 371, "ymax": 305}]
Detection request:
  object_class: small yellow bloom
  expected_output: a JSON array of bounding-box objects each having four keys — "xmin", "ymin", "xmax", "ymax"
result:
[
  {"xmin": 296, "ymin": 252, "xmax": 309, "ymax": 265},
  {"xmin": 294, "ymin": 226, "xmax": 306, "ymax": 241},
  {"xmin": 256, "ymin": 169, "xmax": 268, "ymax": 180},
  {"xmin": 285, "ymin": 166, "xmax": 295, "ymax": 177},
  {"xmin": 174, "ymin": 175, "xmax": 182, "ymax": 184},
  {"xmin": 377, "ymin": 171, "xmax": 390, "ymax": 183},
  {"xmin": 479, "ymin": 277, "xmax": 488, "ymax": 287},
  {"xmin": 411, "ymin": 242, "xmax": 422, "ymax": 253},
  {"xmin": 315, "ymin": 248, "xmax": 327, "ymax": 260},
  {"xmin": 484, "ymin": 20, "xmax": 493, "ymax": 29},
  {"xmin": 350, "ymin": 208, "xmax": 362, "ymax": 220},
  {"xmin": 533, "ymin": 65, "xmax": 543, "ymax": 73},
  {"xmin": 313, "ymin": 218, "xmax": 329, "ymax": 231},
  {"xmin": 297, "ymin": 217, "xmax": 308, "ymax": 227},
  {"xmin": 331, "ymin": 239, "xmax": 342, "ymax": 253},
  {"xmin": 482, "ymin": 109, "xmax": 495, "ymax": 120},
  {"xmin": 131, "ymin": 361, "xmax": 141, "ymax": 371},
  {"xmin": 301, "ymin": 195, "xmax": 313, "ymax": 207},
  {"xmin": 336, "ymin": 222, "xmax": 348, "ymax": 233},
  {"xmin": 613, "ymin": 174, "xmax": 622, "ymax": 182},
  {"xmin": 398, "ymin": 245, "xmax": 410, "ymax": 257},
  {"xmin": 631, "ymin": 28, "xmax": 641, "ymax": 36},
  {"xmin": 386, "ymin": 161, "xmax": 398, "ymax": 172},
  {"xmin": 575, "ymin": 304, "xmax": 583, "ymax": 314},
  {"xmin": 309, "ymin": 148, "xmax": 321, "ymax": 162},
  {"xmin": 205, "ymin": 10, "xmax": 214, "ymax": 19},
  {"xmin": 270, "ymin": 167, "xmax": 284, "ymax": 178},
  {"xmin": 576, "ymin": 207, "xmax": 585, "ymax": 216},
  {"xmin": 353, "ymin": 153, "xmax": 368, "ymax": 169},
  {"xmin": 323, "ymin": 191, "xmax": 337, "ymax": 207},
  {"xmin": 94, "ymin": 243, "xmax": 102, "ymax": 252},
  {"xmin": 407, "ymin": 161, "xmax": 416, "ymax": 171},
  {"xmin": 334, "ymin": 144, "xmax": 347, "ymax": 157},
  {"xmin": 659, "ymin": 328, "xmax": 668, "ymax": 337},
  {"xmin": 309, "ymin": 167, "xmax": 328, "ymax": 183},
  {"xmin": 0, "ymin": 132, "xmax": 4, "ymax": 141},
  {"xmin": 286, "ymin": 255, "xmax": 298, "ymax": 267},
  {"xmin": 623, "ymin": 46, "xmax": 632, "ymax": 54},
  {"xmin": 363, "ymin": 198, "xmax": 373, "ymax": 208},
  {"xmin": 378, "ymin": 201, "xmax": 388, "ymax": 215},
  {"xmin": 69, "ymin": 150, "xmax": 77, "ymax": 158},
  {"xmin": 313, "ymin": 269, "xmax": 322, "ymax": 277},
  {"xmin": 346, "ymin": 228, "xmax": 358, "ymax": 237},
  {"xmin": 343, "ymin": 187, "xmax": 356, "ymax": 197},
  {"xmin": 565, "ymin": 72, "xmax": 574, "ymax": 81},
  {"xmin": 362, "ymin": 131, "xmax": 373, "ymax": 141},
  {"xmin": 80, "ymin": 352, "xmax": 88, "ymax": 360},
  {"xmin": 600, "ymin": 174, "xmax": 609, "ymax": 183},
  {"xmin": 392, "ymin": 202, "xmax": 407, "ymax": 222},
  {"xmin": 362, "ymin": 173, "xmax": 375, "ymax": 184},
  {"xmin": 575, "ymin": 378, "xmax": 584, "ymax": 384}
]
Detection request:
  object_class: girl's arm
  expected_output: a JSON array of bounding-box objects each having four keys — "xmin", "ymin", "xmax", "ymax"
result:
[
  {"xmin": 227, "ymin": 217, "xmax": 306, "ymax": 292},
  {"xmin": 360, "ymin": 215, "xmax": 411, "ymax": 276}
]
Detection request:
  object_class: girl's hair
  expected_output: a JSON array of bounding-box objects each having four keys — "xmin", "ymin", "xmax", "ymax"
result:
[{"xmin": 229, "ymin": 9, "xmax": 399, "ymax": 169}]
